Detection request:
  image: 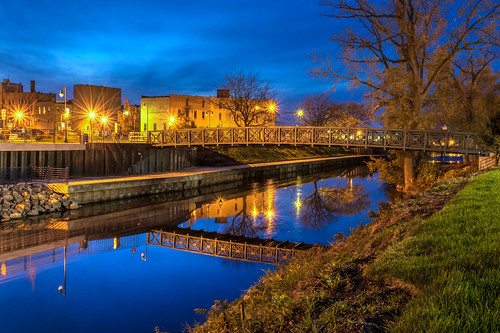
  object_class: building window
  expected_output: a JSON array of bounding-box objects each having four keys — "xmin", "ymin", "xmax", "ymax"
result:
[
  {"xmin": 202, "ymin": 100, "xmax": 205, "ymax": 107},
  {"xmin": 186, "ymin": 98, "xmax": 189, "ymax": 106},
  {"xmin": 154, "ymin": 123, "xmax": 157, "ymax": 131},
  {"xmin": 43, "ymin": 107, "xmax": 46, "ymax": 114},
  {"xmin": 202, "ymin": 112, "xmax": 205, "ymax": 119},
  {"xmin": 144, "ymin": 123, "xmax": 147, "ymax": 131},
  {"xmin": 38, "ymin": 106, "xmax": 41, "ymax": 114},
  {"xmin": 194, "ymin": 111, "xmax": 197, "ymax": 118},
  {"xmin": 219, "ymin": 113, "xmax": 222, "ymax": 120}
]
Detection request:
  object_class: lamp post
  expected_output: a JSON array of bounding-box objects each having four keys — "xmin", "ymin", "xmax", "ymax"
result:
[
  {"xmin": 16, "ymin": 112, "xmax": 26, "ymax": 143},
  {"xmin": 294, "ymin": 109, "xmax": 303, "ymax": 126},
  {"xmin": 89, "ymin": 112, "xmax": 95, "ymax": 142},
  {"xmin": 59, "ymin": 87, "xmax": 68, "ymax": 142},
  {"xmin": 101, "ymin": 117, "xmax": 107, "ymax": 141}
]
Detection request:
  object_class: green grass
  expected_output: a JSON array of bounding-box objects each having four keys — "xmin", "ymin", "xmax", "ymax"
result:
[
  {"xmin": 207, "ymin": 145, "xmax": 348, "ymax": 164},
  {"xmin": 371, "ymin": 169, "xmax": 500, "ymax": 332}
]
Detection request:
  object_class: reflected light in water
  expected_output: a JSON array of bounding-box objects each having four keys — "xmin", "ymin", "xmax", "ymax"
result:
[{"xmin": 1, "ymin": 262, "xmax": 6, "ymax": 276}]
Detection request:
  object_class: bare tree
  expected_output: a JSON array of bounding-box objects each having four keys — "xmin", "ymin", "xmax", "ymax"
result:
[
  {"xmin": 313, "ymin": 0, "xmax": 500, "ymax": 130},
  {"xmin": 301, "ymin": 93, "xmax": 332, "ymax": 126},
  {"xmin": 300, "ymin": 93, "xmax": 373, "ymax": 127},
  {"xmin": 218, "ymin": 71, "xmax": 277, "ymax": 127}
]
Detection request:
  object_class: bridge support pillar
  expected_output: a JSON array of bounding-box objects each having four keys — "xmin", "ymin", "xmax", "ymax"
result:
[{"xmin": 404, "ymin": 151, "xmax": 414, "ymax": 192}]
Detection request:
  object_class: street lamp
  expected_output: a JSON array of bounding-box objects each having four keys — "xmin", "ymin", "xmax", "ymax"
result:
[
  {"xmin": 15, "ymin": 112, "xmax": 27, "ymax": 142},
  {"xmin": 59, "ymin": 87, "xmax": 68, "ymax": 142},
  {"xmin": 89, "ymin": 111, "xmax": 95, "ymax": 142},
  {"xmin": 168, "ymin": 116, "xmax": 177, "ymax": 129},
  {"xmin": 293, "ymin": 109, "xmax": 304, "ymax": 126}
]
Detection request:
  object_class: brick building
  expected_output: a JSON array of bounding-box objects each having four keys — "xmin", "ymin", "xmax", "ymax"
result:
[
  {"xmin": 0, "ymin": 79, "xmax": 58, "ymax": 131},
  {"xmin": 72, "ymin": 84, "xmax": 121, "ymax": 136},
  {"xmin": 140, "ymin": 90, "xmax": 276, "ymax": 131}
]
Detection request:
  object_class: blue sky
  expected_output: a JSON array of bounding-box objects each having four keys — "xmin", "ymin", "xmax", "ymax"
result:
[{"xmin": 0, "ymin": 0, "xmax": 363, "ymax": 114}]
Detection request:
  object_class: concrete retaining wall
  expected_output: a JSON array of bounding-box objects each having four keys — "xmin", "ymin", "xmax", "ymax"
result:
[{"xmin": 63, "ymin": 155, "xmax": 370, "ymax": 205}]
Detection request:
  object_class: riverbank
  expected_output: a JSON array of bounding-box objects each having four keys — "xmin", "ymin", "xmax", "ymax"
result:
[
  {"xmin": 190, "ymin": 168, "xmax": 500, "ymax": 332},
  {"xmin": 0, "ymin": 183, "xmax": 78, "ymax": 222}
]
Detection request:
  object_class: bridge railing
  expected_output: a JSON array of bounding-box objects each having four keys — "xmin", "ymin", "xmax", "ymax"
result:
[{"xmin": 147, "ymin": 126, "xmax": 484, "ymax": 154}]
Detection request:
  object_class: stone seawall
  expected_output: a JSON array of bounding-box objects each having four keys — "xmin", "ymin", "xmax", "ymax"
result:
[{"xmin": 54, "ymin": 155, "xmax": 371, "ymax": 205}]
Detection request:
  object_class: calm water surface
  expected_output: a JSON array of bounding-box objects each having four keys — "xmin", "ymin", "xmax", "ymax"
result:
[{"xmin": 0, "ymin": 166, "xmax": 390, "ymax": 333}]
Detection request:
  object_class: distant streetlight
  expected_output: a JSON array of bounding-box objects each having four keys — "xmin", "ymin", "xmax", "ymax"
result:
[
  {"xmin": 59, "ymin": 87, "xmax": 68, "ymax": 142},
  {"xmin": 294, "ymin": 109, "xmax": 304, "ymax": 126},
  {"xmin": 89, "ymin": 112, "xmax": 95, "ymax": 142}
]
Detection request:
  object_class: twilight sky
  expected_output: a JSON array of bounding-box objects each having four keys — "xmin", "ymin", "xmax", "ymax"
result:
[{"xmin": 0, "ymin": 0, "xmax": 362, "ymax": 116}]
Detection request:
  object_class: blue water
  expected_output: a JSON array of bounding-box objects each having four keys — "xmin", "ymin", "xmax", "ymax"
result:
[{"xmin": 0, "ymin": 167, "xmax": 389, "ymax": 333}]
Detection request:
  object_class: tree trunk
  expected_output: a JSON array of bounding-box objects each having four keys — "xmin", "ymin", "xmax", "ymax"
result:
[{"xmin": 404, "ymin": 151, "xmax": 414, "ymax": 192}]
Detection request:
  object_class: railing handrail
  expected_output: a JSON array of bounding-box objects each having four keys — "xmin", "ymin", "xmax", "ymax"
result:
[{"xmin": 144, "ymin": 126, "xmax": 486, "ymax": 155}]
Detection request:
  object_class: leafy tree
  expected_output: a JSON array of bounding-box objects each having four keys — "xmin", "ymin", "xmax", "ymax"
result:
[
  {"xmin": 218, "ymin": 71, "xmax": 277, "ymax": 127},
  {"xmin": 313, "ymin": 0, "xmax": 500, "ymax": 130},
  {"xmin": 314, "ymin": 0, "xmax": 499, "ymax": 191},
  {"xmin": 328, "ymin": 102, "xmax": 372, "ymax": 127},
  {"xmin": 431, "ymin": 51, "xmax": 500, "ymax": 132},
  {"xmin": 118, "ymin": 98, "xmax": 140, "ymax": 133},
  {"xmin": 480, "ymin": 112, "xmax": 500, "ymax": 165}
]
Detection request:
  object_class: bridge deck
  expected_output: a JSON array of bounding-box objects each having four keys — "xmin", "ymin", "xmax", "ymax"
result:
[
  {"xmin": 147, "ymin": 228, "xmax": 317, "ymax": 264},
  {"xmin": 145, "ymin": 126, "xmax": 485, "ymax": 154}
]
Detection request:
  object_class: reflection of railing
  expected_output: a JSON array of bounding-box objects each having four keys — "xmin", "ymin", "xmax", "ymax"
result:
[
  {"xmin": 147, "ymin": 126, "xmax": 485, "ymax": 154},
  {"xmin": 147, "ymin": 229, "xmax": 315, "ymax": 265},
  {"xmin": 0, "ymin": 166, "xmax": 69, "ymax": 183}
]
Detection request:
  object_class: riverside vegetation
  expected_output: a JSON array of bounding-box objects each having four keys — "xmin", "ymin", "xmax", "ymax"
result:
[
  {"xmin": 0, "ymin": 183, "xmax": 78, "ymax": 222},
  {"xmin": 189, "ymin": 167, "xmax": 500, "ymax": 332}
]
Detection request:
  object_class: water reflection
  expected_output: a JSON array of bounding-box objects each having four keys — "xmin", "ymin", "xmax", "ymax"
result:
[
  {"xmin": 0, "ymin": 164, "xmax": 389, "ymax": 333},
  {"xmin": 298, "ymin": 178, "xmax": 370, "ymax": 229}
]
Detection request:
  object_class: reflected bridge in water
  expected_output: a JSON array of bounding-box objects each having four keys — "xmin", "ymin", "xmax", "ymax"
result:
[{"xmin": 147, "ymin": 228, "xmax": 317, "ymax": 265}]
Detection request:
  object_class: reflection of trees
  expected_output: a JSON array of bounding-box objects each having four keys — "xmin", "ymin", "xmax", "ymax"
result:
[
  {"xmin": 223, "ymin": 197, "xmax": 273, "ymax": 238},
  {"xmin": 300, "ymin": 179, "xmax": 370, "ymax": 229}
]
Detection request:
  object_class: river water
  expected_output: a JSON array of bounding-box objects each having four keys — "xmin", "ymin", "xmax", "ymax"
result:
[{"xmin": 0, "ymin": 165, "xmax": 391, "ymax": 333}]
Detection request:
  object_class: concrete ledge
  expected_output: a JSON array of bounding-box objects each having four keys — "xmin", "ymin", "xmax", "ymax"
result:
[
  {"xmin": 0, "ymin": 143, "xmax": 86, "ymax": 151},
  {"xmin": 52, "ymin": 155, "xmax": 371, "ymax": 205}
]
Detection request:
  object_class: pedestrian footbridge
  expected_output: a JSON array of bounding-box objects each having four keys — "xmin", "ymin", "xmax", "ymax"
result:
[{"xmin": 147, "ymin": 126, "xmax": 485, "ymax": 155}]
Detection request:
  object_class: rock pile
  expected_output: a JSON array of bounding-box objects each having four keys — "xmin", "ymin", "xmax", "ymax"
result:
[{"xmin": 1, "ymin": 183, "xmax": 79, "ymax": 222}]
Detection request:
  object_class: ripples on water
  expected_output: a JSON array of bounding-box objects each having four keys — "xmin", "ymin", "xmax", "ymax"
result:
[{"xmin": 0, "ymin": 165, "xmax": 391, "ymax": 333}]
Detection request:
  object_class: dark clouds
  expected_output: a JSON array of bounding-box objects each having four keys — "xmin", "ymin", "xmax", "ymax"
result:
[{"xmin": 0, "ymin": 0, "xmax": 361, "ymax": 116}]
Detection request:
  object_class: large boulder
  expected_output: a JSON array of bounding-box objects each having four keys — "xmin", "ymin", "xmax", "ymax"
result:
[{"xmin": 3, "ymin": 194, "xmax": 13, "ymax": 202}]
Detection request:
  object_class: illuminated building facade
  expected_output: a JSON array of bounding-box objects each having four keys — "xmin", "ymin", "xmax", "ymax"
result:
[
  {"xmin": 72, "ymin": 84, "xmax": 121, "ymax": 135},
  {"xmin": 0, "ymin": 79, "xmax": 57, "ymax": 131},
  {"xmin": 141, "ymin": 90, "xmax": 276, "ymax": 130}
]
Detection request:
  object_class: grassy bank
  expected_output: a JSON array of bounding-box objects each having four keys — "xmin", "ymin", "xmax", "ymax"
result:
[
  {"xmin": 198, "ymin": 146, "xmax": 349, "ymax": 165},
  {"xmin": 189, "ymin": 169, "xmax": 500, "ymax": 332}
]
